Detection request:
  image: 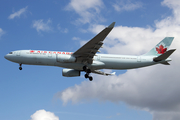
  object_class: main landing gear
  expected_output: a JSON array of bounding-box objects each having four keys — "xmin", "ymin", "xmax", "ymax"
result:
[
  {"xmin": 19, "ymin": 64, "xmax": 22, "ymax": 70},
  {"xmin": 83, "ymin": 66, "xmax": 93, "ymax": 81}
]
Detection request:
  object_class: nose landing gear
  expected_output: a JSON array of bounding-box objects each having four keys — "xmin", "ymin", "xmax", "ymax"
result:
[
  {"xmin": 83, "ymin": 66, "xmax": 93, "ymax": 81},
  {"xmin": 19, "ymin": 64, "xmax": 22, "ymax": 70}
]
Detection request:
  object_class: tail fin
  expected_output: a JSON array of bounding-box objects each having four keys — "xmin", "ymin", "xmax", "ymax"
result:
[{"xmin": 143, "ymin": 37, "xmax": 174, "ymax": 56}]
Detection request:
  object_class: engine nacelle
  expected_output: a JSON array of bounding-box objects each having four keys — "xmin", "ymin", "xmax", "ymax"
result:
[
  {"xmin": 57, "ymin": 54, "xmax": 76, "ymax": 63},
  {"xmin": 62, "ymin": 69, "xmax": 81, "ymax": 77}
]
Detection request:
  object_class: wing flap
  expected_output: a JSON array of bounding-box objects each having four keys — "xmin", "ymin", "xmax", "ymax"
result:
[{"xmin": 92, "ymin": 70, "xmax": 116, "ymax": 76}]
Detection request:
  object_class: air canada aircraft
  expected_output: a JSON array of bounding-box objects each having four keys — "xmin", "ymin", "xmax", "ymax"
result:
[{"xmin": 4, "ymin": 22, "xmax": 176, "ymax": 81}]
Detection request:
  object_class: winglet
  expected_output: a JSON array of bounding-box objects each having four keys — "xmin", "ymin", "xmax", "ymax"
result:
[{"xmin": 108, "ymin": 22, "xmax": 115, "ymax": 28}]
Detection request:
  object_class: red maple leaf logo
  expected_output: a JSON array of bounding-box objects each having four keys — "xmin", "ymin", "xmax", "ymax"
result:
[
  {"xmin": 156, "ymin": 45, "xmax": 167, "ymax": 54},
  {"xmin": 30, "ymin": 50, "xmax": 35, "ymax": 53}
]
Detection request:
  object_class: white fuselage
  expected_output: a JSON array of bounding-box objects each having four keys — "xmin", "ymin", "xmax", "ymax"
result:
[{"xmin": 4, "ymin": 50, "xmax": 171, "ymax": 71}]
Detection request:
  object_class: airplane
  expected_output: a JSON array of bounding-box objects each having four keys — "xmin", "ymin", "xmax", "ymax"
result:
[{"xmin": 4, "ymin": 22, "xmax": 176, "ymax": 81}]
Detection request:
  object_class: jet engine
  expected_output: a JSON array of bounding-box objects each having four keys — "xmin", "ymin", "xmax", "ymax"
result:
[
  {"xmin": 62, "ymin": 69, "xmax": 81, "ymax": 77},
  {"xmin": 57, "ymin": 54, "xmax": 76, "ymax": 63}
]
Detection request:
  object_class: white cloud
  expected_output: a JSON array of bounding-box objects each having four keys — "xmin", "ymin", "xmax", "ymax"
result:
[
  {"xmin": 72, "ymin": 37, "xmax": 80, "ymax": 40},
  {"xmin": 56, "ymin": 0, "xmax": 180, "ymax": 119},
  {"xmin": 113, "ymin": 0, "xmax": 143, "ymax": 12},
  {"xmin": 57, "ymin": 24, "xmax": 68, "ymax": 33},
  {"xmin": 0, "ymin": 28, "xmax": 5, "ymax": 38},
  {"xmin": 30, "ymin": 109, "xmax": 59, "ymax": 120},
  {"xmin": 32, "ymin": 19, "xmax": 52, "ymax": 33},
  {"xmin": 65, "ymin": 0, "xmax": 104, "ymax": 24},
  {"xmin": 8, "ymin": 6, "xmax": 28, "ymax": 19}
]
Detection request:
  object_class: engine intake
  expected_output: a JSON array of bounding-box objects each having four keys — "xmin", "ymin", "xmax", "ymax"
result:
[{"xmin": 62, "ymin": 69, "xmax": 81, "ymax": 77}]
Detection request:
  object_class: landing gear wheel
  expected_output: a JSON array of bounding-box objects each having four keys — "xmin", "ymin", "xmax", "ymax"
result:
[
  {"xmin": 19, "ymin": 63, "xmax": 22, "ymax": 70},
  {"xmin": 83, "ymin": 66, "xmax": 93, "ymax": 80},
  {"xmin": 83, "ymin": 66, "xmax": 87, "ymax": 71},
  {"xmin": 19, "ymin": 67, "xmax": 22, "ymax": 70},
  {"xmin": 85, "ymin": 74, "xmax": 89, "ymax": 78},
  {"xmin": 89, "ymin": 76, "xmax": 93, "ymax": 81},
  {"xmin": 86, "ymin": 69, "xmax": 91, "ymax": 73}
]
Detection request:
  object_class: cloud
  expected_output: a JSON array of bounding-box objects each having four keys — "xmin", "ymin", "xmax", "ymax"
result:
[
  {"xmin": 8, "ymin": 6, "xmax": 28, "ymax": 19},
  {"xmin": 65, "ymin": 0, "xmax": 104, "ymax": 24},
  {"xmin": 152, "ymin": 111, "xmax": 180, "ymax": 120},
  {"xmin": 0, "ymin": 28, "xmax": 5, "ymax": 38},
  {"xmin": 57, "ymin": 24, "xmax": 68, "ymax": 33},
  {"xmin": 30, "ymin": 109, "xmax": 59, "ymax": 120},
  {"xmin": 72, "ymin": 37, "xmax": 80, "ymax": 40},
  {"xmin": 112, "ymin": 0, "xmax": 143, "ymax": 12},
  {"xmin": 87, "ymin": 24, "xmax": 156, "ymax": 55},
  {"xmin": 56, "ymin": 0, "xmax": 180, "ymax": 119},
  {"xmin": 32, "ymin": 19, "xmax": 52, "ymax": 33}
]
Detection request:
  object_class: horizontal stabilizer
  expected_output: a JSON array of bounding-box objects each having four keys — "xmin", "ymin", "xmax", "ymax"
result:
[
  {"xmin": 92, "ymin": 70, "xmax": 116, "ymax": 76},
  {"xmin": 153, "ymin": 49, "xmax": 176, "ymax": 62},
  {"xmin": 161, "ymin": 61, "xmax": 170, "ymax": 65}
]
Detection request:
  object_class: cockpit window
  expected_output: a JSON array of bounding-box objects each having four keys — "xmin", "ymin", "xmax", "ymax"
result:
[{"xmin": 9, "ymin": 52, "xmax": 13, "ymax": 54}]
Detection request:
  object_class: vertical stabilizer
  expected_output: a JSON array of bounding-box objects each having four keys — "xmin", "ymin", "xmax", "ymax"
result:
[{"xmin": 143, "ymin": 37, "xmax": 174, "ymax": 56}]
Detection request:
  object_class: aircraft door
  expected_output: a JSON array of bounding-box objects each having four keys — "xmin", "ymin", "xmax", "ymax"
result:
[
  {"xmin": 137, "ymin": 56, "xmax": 141, "ymax": 62},
  {"xmin": 48, "ymin": 52, "xmax": 52, "ymax": 57}
]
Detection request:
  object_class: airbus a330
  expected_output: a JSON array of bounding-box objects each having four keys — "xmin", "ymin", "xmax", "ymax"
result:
[{"xmin": 4, "ymin": 22, "xmax": 176, "ymax": 81}]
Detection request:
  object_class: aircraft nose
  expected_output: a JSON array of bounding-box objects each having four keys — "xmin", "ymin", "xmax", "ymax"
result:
[
  {"xmin": 4, "ymin": 54, "xmax": 10, "ymax": 60},
  {"xmin": 4, "ymin": 54, "xmax": 8, "ymax": 59}
]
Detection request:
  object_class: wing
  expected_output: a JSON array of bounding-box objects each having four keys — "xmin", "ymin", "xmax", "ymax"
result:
[
  {"xmin": 92, "ymin": 70, "xmax": 116, "ymax": 76},
  {"xmin": 72, "ymin": 22, "xmax": 115, "ymax": 64}
]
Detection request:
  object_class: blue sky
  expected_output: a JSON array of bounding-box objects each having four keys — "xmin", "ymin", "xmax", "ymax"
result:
[{"xmin": 1, "ymin": 0, "xmax": 180, "ymax": 120}]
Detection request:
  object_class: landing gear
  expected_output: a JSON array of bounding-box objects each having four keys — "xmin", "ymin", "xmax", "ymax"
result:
[
  {"xmin": 85, "ymin": 74, "xmax": 89, "ymax": 78},
  {"xmin": 19, "ymin": 64, "xmax": 22, "ymax": 70},
  {"xmin": 89, "ymin": 76, "xmax": 93, "ymax": 81},
  {"xmin": 84, "ymin": 73, "xmax": 93, "ymax": 81},
  {"xmin": 83, "ymin": 66, "xmax": 87, "ymax": 71},
  {"xmin": 83, "ymin": 66, "xmax": 93, "ymax": 81},
  {"xmin": 19, "ymin": 67, "xmax": 22, "ymax": 70},
  {"xmin": 83, "ymin": 66, "xmax": 91, "ymax": 73}
]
